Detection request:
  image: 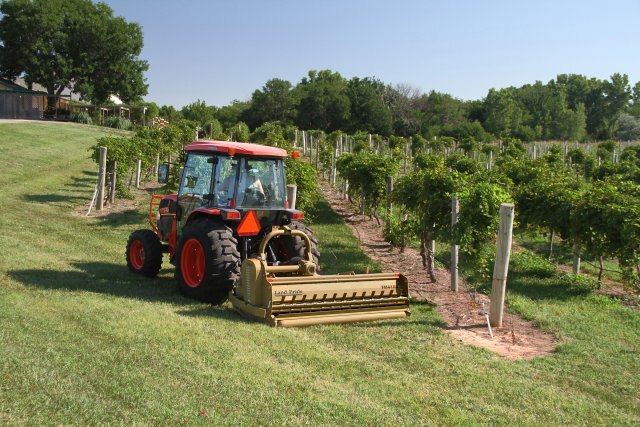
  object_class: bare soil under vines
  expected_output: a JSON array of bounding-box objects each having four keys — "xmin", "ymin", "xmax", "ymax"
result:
[{"xmin": 320, "ymin": 183, "xmax": 559, "ymax": 360}]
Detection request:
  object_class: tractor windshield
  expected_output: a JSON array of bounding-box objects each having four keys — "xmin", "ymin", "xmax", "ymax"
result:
[{"xmin": 236, "ymin": 158, "xmax": 286, "ymax": 208}]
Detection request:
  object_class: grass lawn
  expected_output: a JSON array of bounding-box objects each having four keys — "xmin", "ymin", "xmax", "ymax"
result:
[{"xmin": 0, "ymin": 122, "xmax": 638, "ymax": 425}]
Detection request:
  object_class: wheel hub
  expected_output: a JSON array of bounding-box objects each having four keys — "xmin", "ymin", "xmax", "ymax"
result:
[{"xmin": 181, "ymin": 238, "xmax": 205, "ymax": 288}]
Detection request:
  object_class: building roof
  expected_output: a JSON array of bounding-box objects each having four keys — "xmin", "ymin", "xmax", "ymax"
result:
[
  {"xmin": 0, "ymin": 78, "xmax": 47, "ymax": 94},
  {"xmin": 185, "ymin": 140, "xmax": 288, "ymax": 158}
]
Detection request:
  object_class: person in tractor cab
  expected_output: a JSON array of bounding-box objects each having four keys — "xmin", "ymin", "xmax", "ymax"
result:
[{"xmin": 243, "ymin": 168, "xmax": 265, "ymax": 205}]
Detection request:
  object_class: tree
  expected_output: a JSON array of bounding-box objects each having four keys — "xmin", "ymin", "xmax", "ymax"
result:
[
  {"xmin": 0, "ymin": 0, "xmax": 148, "ymax": 104},
  {"xmin": 419, "ymin": 91, "xmax": 468, "ymax": 128},
  {"xmin": 630, "ymin": 81, "xmax": 640, "ymax": 117},
  {"xmin": 553, "ymin": 74, "xmax": 630, "ymax": 139},
  {"xmin": 616, "ymin": 113, "xmax": 640, "ymax": 141},
  {"xmin": 384, "ymin": 83, "xmax": 422, "ymax": 136},
  {"xmin": 159, "ymin": 105, "xmax": 182, "ymax": 122},
  {"xmin": 181, "ymin": 100, "xmax": 217, "ymax": 126},
  {"xmin": 242, "ymin": 78, "xmax": 296, "ymax": 129},
  {"xmin": 215, "ymin": 100, "xmax": 250, "ymax": 129},
  {"xmin": 346, "ymin": 77, "xmax": 392, "ymax": 136},
  {"xmin": 294, "ymin": 70, "xmax": 350, "ymax": 132},
  {"xmin": 482, "ymin": 88, "xmax": 525, "ymax": 138}
]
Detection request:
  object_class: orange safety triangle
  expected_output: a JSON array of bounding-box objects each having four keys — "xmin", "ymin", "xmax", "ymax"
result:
[{"xmin": 236, "ymin": 210, "xmax": 262, "ymax": 237}]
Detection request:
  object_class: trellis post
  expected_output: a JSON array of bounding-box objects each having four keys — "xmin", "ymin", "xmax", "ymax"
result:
[
  {"xmin": 489, "ymin": 204, "xmax": 515, "ymax": 327},
  {"xmin": 451, "ymin": 194, "xmax": 459, "ymax": 292},
  {"xmin": 97, "ymin": 146, "xmax": 107, "ymax": 211}
]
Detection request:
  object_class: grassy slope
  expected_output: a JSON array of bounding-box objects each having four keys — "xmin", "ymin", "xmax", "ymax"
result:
[{"xmin": 0, "ymin": 122, "xmax": 638, "ymax": 426}]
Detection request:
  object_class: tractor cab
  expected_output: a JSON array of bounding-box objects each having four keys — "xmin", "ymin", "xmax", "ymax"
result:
[
  {"xmin": 177, "ymin": 149, "xmax": 287, "ymax": 222},
  {"xmin": 153, "ymin": 140, "xmax": 304, "ymax": 266},
  {"xmin": 161, "ymin": 141, "xmax": 291, "ymax": 230},
  {"xmin": 159, "ymin": 141, "xmax": 292, "ymax": 234}
]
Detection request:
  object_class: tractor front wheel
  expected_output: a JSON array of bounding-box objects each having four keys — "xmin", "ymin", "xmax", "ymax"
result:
[
  {"xmin": 175, "ymin": 218, "xmax": 240, "ymax": 304},
  {"xmin": 126, "ymin": 229, "xmax": 163, "ymax": 277}
]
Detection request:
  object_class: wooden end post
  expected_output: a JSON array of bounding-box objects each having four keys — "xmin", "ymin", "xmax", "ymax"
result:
[
  {"xmin": 302, "ymin": 130, "xmax": 306, "ymax": 156},
  {"xmin": 109, "ymin": 161, "xmax": 117, "ymax": 205},
  {"xmin": 451, "ymin": 194, "xmax": 459, "ymax": 292},
  {"xmin": 572, "ymin": 243, "xmax": 581, "ymax": 274},
  {"xmin": 287, "ymin": 184, "xmax": 297, "ymax": 210},
  {"xmin": 97, "ymin": 146, "xmax": 107, "ymax": 211},
  {"xmin": 331, "ymin": 149, "xmax": 337, "ymax": 186},
  {"xmin": 387, "ymin": 175, "xmax": 393, "ymax": 212},
  {"xmin": 135, "ymin": 159, "xmax": 142, "ymax": 188},
  {"xmin": 489, "ymin": 203, "xmax": 515, "ymax": 328}
]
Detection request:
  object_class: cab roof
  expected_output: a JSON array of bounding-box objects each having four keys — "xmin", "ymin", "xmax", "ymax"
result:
[{"xmin": 185, "ymin": 140, "xmax": 288, "ymax": 158}]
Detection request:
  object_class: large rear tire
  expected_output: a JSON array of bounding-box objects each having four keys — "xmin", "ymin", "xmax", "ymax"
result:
[
  {"xmin": 281, "ymin": 221, "xmax": 320, "ymax": 270},
  {"xmin": 175, "ymin": 218, "xmax": 240, "ymax": 304},
  {"xmin": 126, "ymin": 229, "xmax": 163, "ymax": 277}
]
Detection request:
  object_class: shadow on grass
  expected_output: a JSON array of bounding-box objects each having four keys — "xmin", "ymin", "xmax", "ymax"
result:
[
  {"xmin": 24, "ymin": 193, "xmax": 87, "ymax": 204},
  {"xmin": 309, "ymin": 198, "xmax": 347, "ymax": 226},
  {"xmin": 23, "ymin": 174, "xmax": 97, "ymax": 205},
  {"xmin": 7, "ymin": 261, "xmax": 247, "ymax": 323},
  {"xmin": 508, "ymin": 276, "xmax": 593, "ymax": 301},
  {"xmin": 94, "ymin": 208, "xmax": 146, "ymax": 227},
  {"xmin": 64, "ymin": 175, "xmax": 96, "ymax": 189},
  {"xmin": 175, "ymin": 305, "xmax": 252, "ymax": 324}
]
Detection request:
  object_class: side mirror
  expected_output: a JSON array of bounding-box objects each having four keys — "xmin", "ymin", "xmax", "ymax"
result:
[{"xmin": 158, "ymin": 163, "xmax": 169, "ymax": 184}]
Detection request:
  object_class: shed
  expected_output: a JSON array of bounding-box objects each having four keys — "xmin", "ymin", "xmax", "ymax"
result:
[{"xmin": 0, "ymin": 78, "xmax": 47, "ymax": 119}]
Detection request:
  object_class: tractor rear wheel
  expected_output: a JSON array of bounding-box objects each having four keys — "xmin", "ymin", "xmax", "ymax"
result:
[
  {"xmin": 126, "ymin": 229, "xmax": 163, "ymax": 277},
  {"xmin": 281, "ymin": 221, "xmax": 320, "ymax": 270},
  {"xmin": 175, "ymin": 218, "xmax": 240, "ymax": 304}
]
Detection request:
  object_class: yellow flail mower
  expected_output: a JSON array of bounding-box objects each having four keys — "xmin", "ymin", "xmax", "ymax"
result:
[
  {"xmin": 125, "ymin": 140, "xmax": 410, "ymax": 327},
  {"xmin": 229, "ymin": 226, "xmax": 410, "ymax": 327}
]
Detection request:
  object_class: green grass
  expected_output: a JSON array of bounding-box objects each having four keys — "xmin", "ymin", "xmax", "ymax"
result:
[{"xmin": 1, "ymin": 122, "xmax": 639, "ymax": 425}]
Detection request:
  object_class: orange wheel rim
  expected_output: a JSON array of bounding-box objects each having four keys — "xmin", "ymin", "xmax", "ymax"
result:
[
  {"xmin": 181, "ymin": 238, "xmax": 205, "ymax": 288},
  {"xmin": 130, "ymin": 240, "xmax": 145, "ymax": 270}
]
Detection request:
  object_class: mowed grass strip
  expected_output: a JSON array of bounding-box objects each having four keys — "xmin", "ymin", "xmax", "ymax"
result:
[{"xmin": 0, "ymin": 122, "xmax": 638, "ymax": 425}]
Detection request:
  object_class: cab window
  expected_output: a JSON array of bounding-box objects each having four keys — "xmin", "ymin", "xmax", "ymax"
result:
[
  {"xmin": 213, "ymin": 156, "xmax": 239, "ymax": 207},
  {"xmin": 179, "ymin": 153, "xmax": 214, "ymax": 204},
  {"xmin": 236, "ymin": 158, "xmax": 285, "ymax": 208}
]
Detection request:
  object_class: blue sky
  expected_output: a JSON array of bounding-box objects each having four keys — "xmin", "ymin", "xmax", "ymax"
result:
[{"xmin": 102, "ymin": 0, "xmax": 640, "ymax": 109}]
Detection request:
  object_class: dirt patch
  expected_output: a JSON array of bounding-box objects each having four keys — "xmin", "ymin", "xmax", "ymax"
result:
[{"xmin": 320, "ymin": 183, "xmax": 559, "ymax": 360}]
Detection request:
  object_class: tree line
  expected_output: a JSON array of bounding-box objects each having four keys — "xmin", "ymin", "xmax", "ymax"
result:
[{"xmin": 170, "ymin": 70, "xmax": 640, "ymax": 144}]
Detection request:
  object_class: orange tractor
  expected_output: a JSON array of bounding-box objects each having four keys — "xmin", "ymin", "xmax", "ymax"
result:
[{"xmin": 126, "ymin": 140, "xmax": 410, "ymax": 326}]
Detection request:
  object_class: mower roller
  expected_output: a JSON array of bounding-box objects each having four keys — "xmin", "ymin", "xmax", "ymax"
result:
[{"xmin": 126, "ymin": 140, "xmax": 410, "ymax": 327}]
